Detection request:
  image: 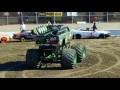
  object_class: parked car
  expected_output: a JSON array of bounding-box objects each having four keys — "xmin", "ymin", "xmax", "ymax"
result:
[
  {"xmin": 13, "ymin": 31, "xmax": 38, "ymax": 42},
  {"xmin": 72, "ymin": 26, "xmax": 111, "ymax": 39}
]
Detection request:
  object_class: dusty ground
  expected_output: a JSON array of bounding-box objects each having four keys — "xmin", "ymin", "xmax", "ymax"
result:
[
  {"xmin": 0, "ymin": 37, "xmax": 120, "ymax": 78},
  {"xmin": 1, "ymin": 23, "xmax": 120, "ymax": 32},
  {"xmin": 0, "ymin": 23, "xmax": 120, "ymax": 78}
]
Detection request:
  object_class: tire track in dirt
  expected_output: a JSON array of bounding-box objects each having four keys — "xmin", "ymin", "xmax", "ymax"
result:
[
  {"xmin": 63, "ymin": 37, "xmax": 120, "ymax": 78},
  {"xmin": 69, "ymin": 48, "xmax": 120, "ymax": 78},
  {"xmin": 107, "ymin": 37, "xmax": 120, "ymax": 48},
  {"xmin": 13, "ymin": 38, "xmax": 120, "ymax": 78},
  {"xmin": 21, "ymin": 51, "xmax": 101, "ymax": 78},
  {"xmin": 1, "ymin": 37, "xmax": 120, "ymax": 78},
  {"xmin": 106, "ymin": 71, "xmax": 120, "ymax": 76},
  {"xmin": 0, "ymin": 53, "xmax": 21, "ymax": 60},
  {"xmin": 0, "ymin": 42, "xmax": 35, "ymax": 78},
  {"xmin": 49, "ymin": 38, "xmax": 118, "ymax": 78},
  {"xmin": 106, "ymin": 49, "xmax": 120, "ymax": 76},
  {"xmin": 43, "ymin": 49, "xmax": 118, "ymax": 78},
  {"xmin": 0, "ymin": 63, "xmax": 25, "ymax": 78},
  {"xmin": 80, "ymin": 71, "xmax": 120, "ymax": 78},
  {"xmin": 0, "ymin": 47, "xmax": 38, "ymax": 78},
  {"xmin": 107, "ymin": 68, "xmax": 120, "ymax": 76},
  {"xmin": 41, "ymin": 38, "xmax": 119, "ymax": 78}
]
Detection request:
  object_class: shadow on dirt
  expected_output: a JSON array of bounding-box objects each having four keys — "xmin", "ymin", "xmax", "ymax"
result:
[
  {"xmin": 8, "ymin": 39, "xmax": 21, "ymax": 42},
  {"xmin": 0, "ymin": 61, "xmax": 63, "ymax": 71},
  {"xmin": 10, "ymin": 40, "xmax": 33, "ymax": 43},
  {"xmin": 10, "ymin": 40, "xmax": 21, "ymax": 43},
  {"xmin": 40, "ymin": 67, "xmax": 63, "ymax": 70},
  {"xmin": 0, "ymin": 61, "xmax": 27, "ymax": 71}
]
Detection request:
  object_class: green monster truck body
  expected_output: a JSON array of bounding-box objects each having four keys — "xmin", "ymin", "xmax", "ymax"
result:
[{"xmin": 26, "ymin": 25, "xmax": 87, "ymax": 69}]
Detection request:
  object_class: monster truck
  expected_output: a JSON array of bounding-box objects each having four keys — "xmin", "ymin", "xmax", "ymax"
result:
[
  {"xmin": 26, "ymin": 25, "xmax": 87, "ymax": 69},
  {"xmin": 72, "ymin": 26, "xmax": 111, "ymax": 39},
  {"xmin": 0, "ymin": 34, "xmax": 11, "ymax": 43}
]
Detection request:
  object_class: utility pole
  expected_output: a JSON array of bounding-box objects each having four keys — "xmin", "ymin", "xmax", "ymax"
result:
[
  {"xmin": 89, "ymin": 12, "xmax": 90, "ymax": 23},
  {"xmin": 53, "ymin": 12, "xmax": 55, "ymax": 23},
  {"xmin": 20, "ymin": 12, "xmax": 23, "ymax": 24},
  {"xmin": 36, "ymin": 12, "xmax": 38, "ymax": 24},
  {"xmin": 72, "ymin": 12, "xmax": 73, "ymax": 23},
  {"xmin": 4, "ymin": 12, "xmax": 9, "ymax": 25},
  {"xmin": 107, "ymin": 12, "xmax": 108, "ymax": 23}
]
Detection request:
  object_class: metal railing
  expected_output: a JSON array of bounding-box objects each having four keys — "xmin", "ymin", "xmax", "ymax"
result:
[{"xmin": 0, "ymin": 12, "xmax": 120, "ymax": 25}]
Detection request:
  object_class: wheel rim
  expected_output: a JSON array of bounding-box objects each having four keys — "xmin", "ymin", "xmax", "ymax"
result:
[
  {"xmin": 82, "ymin": 47, "xmax": 86, "ymax": 60},
  {"xmin": 21, "ymin": 38, "xmax": 26, "ymax": 42}
]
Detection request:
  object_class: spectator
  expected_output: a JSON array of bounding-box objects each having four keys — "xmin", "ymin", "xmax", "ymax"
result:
[
  {"xmin": 53, "ymin": 21, "xmax": 57, "ymax": 25},
  {"xmin": 20, "ymin": 22, "xmax": 26, "ymax": 34},
  {"xmin": 93, "ymin": 22, "xmax": 97, "ymax": 31},
  {"xmin": 47, "ymin": 21, "xmax": 52, "ymax": 25},
  {"xmin": 86, "ymin": 27, "xmax": 90, "ymax": 31}
]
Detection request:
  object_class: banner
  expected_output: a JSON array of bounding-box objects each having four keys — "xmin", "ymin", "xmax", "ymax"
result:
[
  {"xmin": 46, "ymin": 12, "xmax": 63, "ymax": 16},
  {"xmin": 67, "ymin": 12, "xmax": 78, "ymax": 16},
  {"xmin": 38, "ymin": 12, "xmax": 46, "ymax": 16}
]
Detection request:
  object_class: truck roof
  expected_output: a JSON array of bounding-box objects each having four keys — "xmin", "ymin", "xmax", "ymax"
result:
[{"xmin": 47, "ymin": 25, "xmax": 67, "ymax": 31}]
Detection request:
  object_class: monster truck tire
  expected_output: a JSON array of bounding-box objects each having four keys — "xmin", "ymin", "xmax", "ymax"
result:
[
  {"xmin": 74, "ymin": 44, "xmax": 87, "ymax": 62},
  {"xmin": 20, "ymin": 37, "xmax": 27, "ymax": 42},
  {"xmin": 26, "ymin": 49, "xmax": 39, "ymax": 68},
  {"xmin": 75, "ymin": 34, "xmax": 81, "ymax": 39},
  {"xmin": 61, "ymin": 49, "xmax": 77, "ymax": 69},
  {"xmin": 99, "ymin": 34, "xmax": 105, "ymax": 39}
]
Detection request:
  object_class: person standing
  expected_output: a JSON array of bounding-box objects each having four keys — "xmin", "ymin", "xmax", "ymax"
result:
[
  {"xmin": 47, "ymin": 21, "xmax": 52, "ymax": 25},
  {"xmin": 20, "ymin": 22, "xmax": 26, "ymax": 34},
  {"xmin": 93, "ymin": 22, "xmax": 97, "ymax": 31}
]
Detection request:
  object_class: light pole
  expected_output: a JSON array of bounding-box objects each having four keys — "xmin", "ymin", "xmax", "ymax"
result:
[
  {"xmin": 89, "ymin": 12, "xmax": 91, "ymax": 23},
  {"xmin": 18, "ymin": 12, "xmax": 23, "ymax": 24},
  {"xmin": 53, "ymin": 12, "xmax": 55, "ymax": 24},
  {"xmin": 72, "ymin": 12, "xmax": 73, "ymax": 23},
  {"xmin": 107, "ymin": 12, "xmax": 108, "ymax": 23},
  {"xmin": 21, "ymin": 12, "xmax": 23, "ymax": 23},
  {"xmin": 18, "ymin": 12, "xmax": 23, "ymax": 32},
  {"xmin": 4, "ymin": 12, "xmax": 9, "ymax": 25},
  {"xmin": 36, "ymin": 12, "xmax": 38, "ymax": 25}
]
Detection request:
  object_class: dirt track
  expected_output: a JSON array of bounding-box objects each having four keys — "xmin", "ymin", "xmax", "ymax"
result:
[
  {"xmin": 1, "ymin": 23, "xmax": 120, "ymax": 32},
  {"xmin": 0, "ymin": 37, "xmax": 120, "ymax": 78}
]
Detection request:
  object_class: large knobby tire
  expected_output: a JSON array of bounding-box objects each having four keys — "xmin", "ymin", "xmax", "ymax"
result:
[
  {"xmin": 61, "ymin": 49, "xmax": 77, "ymax": 69},
  {"xmin": 74, "ymin": 44, "xmax": 87, "ymax": 62},
  {"xmin": 26, "ymin": 49, "xmax": 39, "ymax": 68}
]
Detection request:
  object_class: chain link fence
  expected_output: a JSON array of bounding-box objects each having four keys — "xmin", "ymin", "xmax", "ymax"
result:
[{"xmin": 1, "ymin": 12, "xmax": 120, "ymax": 25}]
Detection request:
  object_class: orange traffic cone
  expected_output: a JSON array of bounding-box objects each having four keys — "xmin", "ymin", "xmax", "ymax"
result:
[{"xmin": 1, "ymin": 37, "xmax": 7, "ymax": 44}]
